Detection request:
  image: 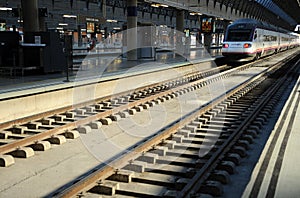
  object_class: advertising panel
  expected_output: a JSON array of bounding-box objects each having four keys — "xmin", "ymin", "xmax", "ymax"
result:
[
  {"xmin": 0, "ymin": 23, "xmax": 6, "ymax": 31},
  {"xmin": 86, "ymin": 22, "xmax": 95, "ymax": 33},
  {"xmin": 201, "ymin": 18, "xmax": 213, "ymax": 33}
]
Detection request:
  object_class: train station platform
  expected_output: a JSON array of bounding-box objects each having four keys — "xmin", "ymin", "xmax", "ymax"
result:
[
  {"xmin": 0, "ymin": 47, "xmax": 222, "ymax": 95},
  {"xmin": 242, "ymin": 69, "xmax": 300, "ymax": 197}
]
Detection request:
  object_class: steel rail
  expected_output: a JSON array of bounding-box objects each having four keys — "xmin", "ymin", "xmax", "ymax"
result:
[
  {"xmin": 180, "ymin": 54, "xmax": 300, "ymax": 197},
  {"xmin": 1, "ymin": 52, "xmax": 297, "ymax": 158},
  {"xmin": 0, "ymin": 65, "xmax": 228, "ymax": 131},
  {"xmin": 57, "ymin": 53, "xmax": 300, "ymax": 198},
  {"xmin": 0, "ymin": 65, "xmax": 233, "ymax": 155}
]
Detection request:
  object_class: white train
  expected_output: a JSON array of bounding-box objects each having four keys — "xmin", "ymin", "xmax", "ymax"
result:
[{"xmin": 222, "ymin": 19, "xmax": 300, "ymax": 62}]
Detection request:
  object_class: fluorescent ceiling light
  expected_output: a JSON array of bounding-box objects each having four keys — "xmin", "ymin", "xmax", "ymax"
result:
[
  {"xmin": 63, "ymin": 14, "xmax": 77, "ymax": 18},
  {"xmin": 107, "ymin": 19, "xmax": 118, "ymax": 23},
  {"xmin": 190, "ymin": 12, "xmax": 202, "ymax": 15},
  {"xmin": 151, "ymin": 4, "xmax": 160, "ymax": 7},
  {"xmin": 0, "ymin": 7, "xmax": 12, "ymax": 11}
]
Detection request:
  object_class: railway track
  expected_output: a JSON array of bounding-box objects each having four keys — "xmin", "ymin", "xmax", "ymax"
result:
[
  {"xmin": 51, "ymin": 50, "xmax": 300, "ymax": 197},
  {"xmin": 54, "ymin": 51, "xmax": 300, "ymax": 197},
  {"xmin": 0, "ymin": 50, "xmax": 298, "ymax": 168}
]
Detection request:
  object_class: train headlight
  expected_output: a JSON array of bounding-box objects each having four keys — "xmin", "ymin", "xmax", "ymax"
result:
[
  {"xmin": 243, "ymin": 43, "xmax": 252, "ymax": 48},
  {"xmin": 223, "ymin": 43, "xmax": 229, "ymax": 48}
]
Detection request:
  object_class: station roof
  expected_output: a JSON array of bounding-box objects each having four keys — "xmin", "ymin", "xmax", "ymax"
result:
[
  {"xmin": 272, "ymin": 0, "xmax": 300, "ymax": 23},
  {"xmin": 257, "ymin": 0, "xmax": 298, "ymax": 28},
  {"xmin": 15, "ymin": 0, "xmax": 299, "ymax": 32},
  {"xmin": 141, "ymin": 0, "xmax": 299, "ymax": 31}
]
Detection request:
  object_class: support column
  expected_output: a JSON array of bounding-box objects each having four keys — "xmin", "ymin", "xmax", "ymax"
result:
[
  {"xmin": 223, "ymin": 20, "xmax": 231, "ymax": 36},
  {"xmin": 39, "ymin": 17, "xmax": 46, "ymax": 31},
  {"xmin": 127, "ymin": 0, "xmax": 138, "ymax": 61},
  {"xmin": 169, "ymin": 27, "xmax": 175, "ymax": 47},
  {"xmin": 176, "ymin": 10, "xmax": 185, "ymax": 55},
  {"xmin": 21, "ymin": 0, "xmax": 39, "ymax": 33},
  {"xmin": 78, "ymin": 25, "xmax": 82, "ymax": 47},
  {"xmin": 104, "ymin": 27, "xmax": 108, "ymax": 39},
  {"xmin": 176, "ymin": 10, "xmax": 184, "ymax": 33},
  {"xmin": 216, "ymin": 33, "xmax": 219, "ymax": 46},
  {"xmin": 204, "ymin": 33, "xmax": 213, "ymax": 53}
]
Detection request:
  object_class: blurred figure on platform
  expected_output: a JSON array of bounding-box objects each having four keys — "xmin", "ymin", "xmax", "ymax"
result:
[{"xmin": 87, "ymin": 33, "xmax": 97, "ymax": 51}]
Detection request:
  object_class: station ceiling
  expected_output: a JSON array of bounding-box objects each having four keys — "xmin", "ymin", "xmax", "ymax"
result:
[
  {"xmin": 145, "ymin": 0, "xmax": 299, "ymax": 31},
  {"xmin": 38, "ymin": 0, "xmax": 300, "ymax": 31},
  {"xmin": 272, "ymin": 0, "xmax": 300, "ymax": 25}
]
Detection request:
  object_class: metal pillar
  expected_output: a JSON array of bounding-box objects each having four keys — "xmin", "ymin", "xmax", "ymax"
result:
[
  {"xmin": 215, "ymin": 33, "xmax": 219, "ymax": 47},
  {"xmin": 39, "ymin": 17, "xmax": 46, "ymax": 31},
  {"xmin": 170, "ymin": 27, "xmax": 175, "ymax": 47},
  {"xmin": 127, "ymin": 0, "xmax": 137, "ymax": 61},
  {"xmin": 204, "ymin": 33, "xmax": 213, "ymax": 53},
  {"xmin": 21, "ymin": 0, "xmax": 39, "ymax": 33},
  {"xmin": 176, "ymin": 10, "xmax": 185, "ymax": 56},
  {"xmin": 176, "ymin": 10, "xmax": 184, "ymax": 32},
  {"xmin": 78, "ymin": 25, "xmax": 82, "ymax": 47}
]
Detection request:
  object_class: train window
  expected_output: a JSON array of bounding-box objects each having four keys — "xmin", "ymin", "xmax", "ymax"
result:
[
  {"xmin": 281, "ymin": 37, "xmax": 289, "ymax": 41},
  {"xmin": 263, "ymin": 35, "xmax": 277, "ymax": 42},
  {"xmin": 253, "ymin": 31, "xmax": 258, "ymax": 40},
  {"xmin": 263, "ymin": 35, "xmax": 269, "ymax": 41},
  {"xmin": 272, "ymin": 36, "xmax": 277, "ymax": 41},
  {"xmin": 226, "ymin": 29, "xmax": 252, "ymax": 41}
]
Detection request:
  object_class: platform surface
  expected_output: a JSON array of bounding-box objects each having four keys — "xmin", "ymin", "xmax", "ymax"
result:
[{"xmin": 0, "ymin": 47, "xmax": 222, "ymax": 95}]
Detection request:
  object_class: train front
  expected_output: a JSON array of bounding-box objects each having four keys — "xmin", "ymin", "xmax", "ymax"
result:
[{"xmin": 222, "ymin": 21, "xmax": 257, "ymax": 62}]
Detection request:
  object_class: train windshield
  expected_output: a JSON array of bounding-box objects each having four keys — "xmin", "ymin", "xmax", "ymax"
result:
[{"xmin": 226, "ymin": 29, "xmax": 253, "ymax": 41}]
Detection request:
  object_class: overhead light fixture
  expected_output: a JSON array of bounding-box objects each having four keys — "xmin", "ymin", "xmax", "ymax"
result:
[
  {"xmin": 107, "ymin": 19, "xmax": 118, "ymax": 23},
  {"xmin": 59, "ymin": 23, "xmax": 68, "ymax": 26},
  {"xmin": 151, "ymin": 3, "xmax": 160, "ymax": 7},
  {"xmin": 63, "ymin": 14, "xmax": 77, "ymax": 18},
  {"xmin": 113, "ymin": 27, "xmax": 121, "ymax": 30},
  {"xmin": 0, "ymin": 7, "xmax": 12, "ymax": 11},
  {"xmin": 190, "ymin": 12, "xmax": 202, "ymax": 16},
  {"xmin": 161, "ymin": 4, "xmax": 169, "ymax": 7}
]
